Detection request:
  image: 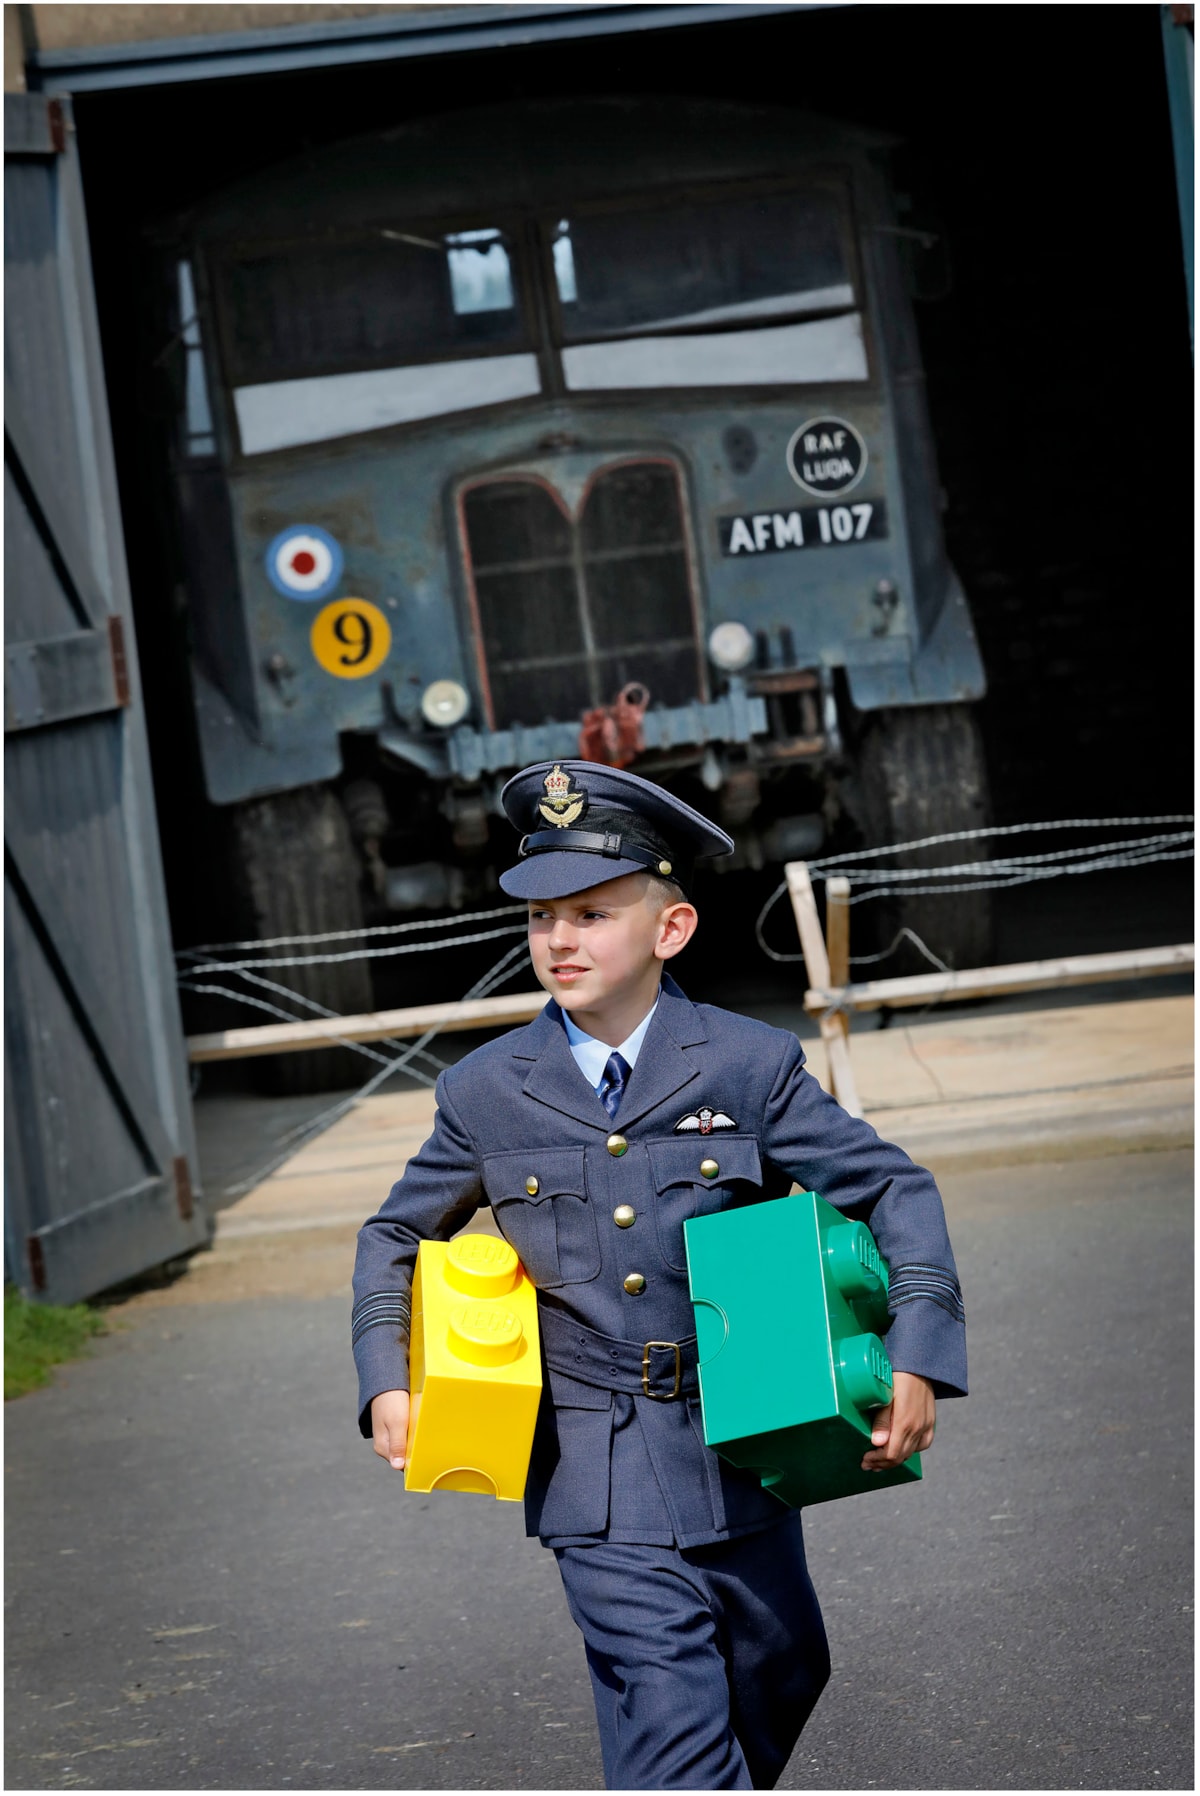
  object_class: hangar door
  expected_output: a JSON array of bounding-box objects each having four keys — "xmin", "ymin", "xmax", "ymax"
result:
[{"xmin": 5, "ymin": 93, "xmax": 207, "ymax": 1304}]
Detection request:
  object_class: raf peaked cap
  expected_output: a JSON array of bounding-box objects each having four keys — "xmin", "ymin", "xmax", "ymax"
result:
[{"xmin": 499, "ymin": 761, "xmax": 734, "ymax": 900}]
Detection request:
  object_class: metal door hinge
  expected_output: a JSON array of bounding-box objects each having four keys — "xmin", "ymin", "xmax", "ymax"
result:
[
  {"xmin": 173, "ymin": 1156, "xmax": 194, "ymax": 1222},
  {"xmin": 108, "ymin": 615, "xmax": 131, "ymax": 706},
  {"xmin": 26, "ymin": 1235, "xmax": 48, "ymax": 1292}
]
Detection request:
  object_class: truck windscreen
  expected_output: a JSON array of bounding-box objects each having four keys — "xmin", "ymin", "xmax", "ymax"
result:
[
  {"xmin": 553, "ymin": 188, "xmax": 853, "ymax": 340},
  {"xmin": 218, "ymin": 228, "xmax": 526, "ymax": 385}
]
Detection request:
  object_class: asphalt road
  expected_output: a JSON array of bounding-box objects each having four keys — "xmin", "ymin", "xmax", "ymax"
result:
[{"xmin": 5, "ymin": 1150, "xmax": 1192, "ymax": 1792}]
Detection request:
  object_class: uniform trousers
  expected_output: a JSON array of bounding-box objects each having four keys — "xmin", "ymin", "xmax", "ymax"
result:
[{"xmin": 554, "ymin": 1513, "xmax": 830, "ymax": 1790}]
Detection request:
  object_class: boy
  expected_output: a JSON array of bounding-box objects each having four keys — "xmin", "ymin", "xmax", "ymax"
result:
[{"xmin": 353, "ymin": 760, "xmax": 967, "ymax": 1791}]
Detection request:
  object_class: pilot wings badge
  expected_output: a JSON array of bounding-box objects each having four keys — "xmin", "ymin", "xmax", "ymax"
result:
[
  {"xmin": 674, "ymin": 1106, "xmax": 737, "ymax": 1135},
  {"xmin": 538, "ymin": 763, "xmax": 587, "ymax": 829}
]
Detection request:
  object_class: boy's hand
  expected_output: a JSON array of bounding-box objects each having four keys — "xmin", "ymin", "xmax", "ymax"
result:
[
  {"xmin": 861, "ymin": 1371, "xmax": 935, "ymax": 1472},
  {"xmin": 370, "ymin": 1389, "xmax": 411, "ymax": 1470}
]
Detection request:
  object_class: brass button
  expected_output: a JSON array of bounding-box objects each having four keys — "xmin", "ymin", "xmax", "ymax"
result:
[
  {"xmin": 623, "ymin": 1272, "xmax": 646, "ymax": 1295},
  {"xmin": 606, "ymin": 1133, "xmax": 628, "ymax": 1157},
  {"xmin": 525, "ymin": 1176, "xmax": 539, "ymax": 1196},
  {"xmin": 700, "ymin": 1158, "xmax": 720, "ymax": 1180},
  {"xmin": 657, "ymin": 859, "xmax": 672, "ymax": 876},
  {"xmin": 613, "ymin": 1204, "xmax": 636, "ymax": 1229}
]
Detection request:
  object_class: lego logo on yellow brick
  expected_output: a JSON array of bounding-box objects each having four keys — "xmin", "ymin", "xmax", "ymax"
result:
[
  {"xmin": 449, "ymin": 1303, "xmax": 524, "ymax": 1365},
  {"xmin": 446, "ymin": 1235, "xmax": 520, "ymax": 1296}
]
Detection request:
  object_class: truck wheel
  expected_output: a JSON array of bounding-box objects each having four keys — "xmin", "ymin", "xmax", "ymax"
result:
[
  {"xmin": 855, "ymin": 705, "xmax": 994, "ymax": 975},
  {"xmin": 229, "ymin": 784, "xmax": 374, "ymax": 1094}
]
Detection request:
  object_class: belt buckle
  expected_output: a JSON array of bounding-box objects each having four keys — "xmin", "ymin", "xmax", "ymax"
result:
[{"xmin": 641, "ymin": 1340, "xmax": 682, "ymax": 1401}]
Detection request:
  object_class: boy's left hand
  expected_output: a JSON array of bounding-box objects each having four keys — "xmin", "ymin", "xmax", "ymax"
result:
[{"xmin": 861, "ymin": 1371, "xmax": 935, "ymax": 1472}]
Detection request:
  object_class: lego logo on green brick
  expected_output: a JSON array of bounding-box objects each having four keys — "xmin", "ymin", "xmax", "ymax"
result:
[{"xmin": 836, "ymin": 1333, "xmax": 895, "ymax": 1413}]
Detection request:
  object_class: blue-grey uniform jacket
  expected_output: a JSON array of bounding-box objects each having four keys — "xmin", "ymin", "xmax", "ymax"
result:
[{"xmin": 352, "ymin": 975, "xmax": 966, "ymax": 1548}]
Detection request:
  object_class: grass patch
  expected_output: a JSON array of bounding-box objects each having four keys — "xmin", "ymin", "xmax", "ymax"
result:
[{"xmin": 5, "ymin": 1286, "xmax": 107, "ymax": 1400}]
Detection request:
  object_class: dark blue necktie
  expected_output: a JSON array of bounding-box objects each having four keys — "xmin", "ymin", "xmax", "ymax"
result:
[{"xmin": 598, "ymin": 1051, "xmax": 631, "ymax": 1119}]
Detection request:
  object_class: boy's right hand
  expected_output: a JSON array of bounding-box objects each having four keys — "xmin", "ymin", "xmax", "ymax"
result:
[{"xmin": 370, "ymin": 1389, "xmax": 411, "ymax": 1469}]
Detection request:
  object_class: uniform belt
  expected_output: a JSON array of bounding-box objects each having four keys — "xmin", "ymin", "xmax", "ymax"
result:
[{"xmin": 539, "ymin": 1306, "xmax": 699, "ymax": 1401}]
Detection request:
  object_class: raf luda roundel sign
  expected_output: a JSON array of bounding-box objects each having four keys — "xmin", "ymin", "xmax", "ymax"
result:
[{"xmin": 786, "ymin": 417, "xmax": 867, "ymax": 498}]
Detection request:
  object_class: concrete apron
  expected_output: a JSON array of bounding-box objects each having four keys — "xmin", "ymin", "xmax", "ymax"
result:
[{"xmin": 209, "ymin": 993, "xmax": 1193, "ymax": 1246}]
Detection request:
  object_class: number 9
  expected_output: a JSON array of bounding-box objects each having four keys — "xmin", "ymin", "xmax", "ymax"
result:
[
  {"xmin": 333, "ymin": 609, "xmax": 372, "ymax": 666},
  {"xmin": 310, "ymin": 598, "xmax": 391, "ymax": 680}
]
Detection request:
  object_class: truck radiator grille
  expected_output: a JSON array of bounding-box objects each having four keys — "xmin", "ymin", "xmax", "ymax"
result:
[{"xmin": 461, "ymin": 461, "xmax": 703, "ymax": 730}]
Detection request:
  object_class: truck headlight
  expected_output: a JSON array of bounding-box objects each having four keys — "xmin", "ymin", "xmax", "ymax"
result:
[
  {"xmin": 421, "ymin": 679, "xmax": 470, "ymax": 728},
  {"xmin": 708, "ymin": 621, "xmax": 755, "ymax": 673}
]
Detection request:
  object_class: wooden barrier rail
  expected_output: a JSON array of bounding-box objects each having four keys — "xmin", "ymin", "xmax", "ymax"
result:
[
  {"xmin": 805, "ymin": 943, "xmax": 1195, "ymax": 1016},
  {"xmin": 186, "ymin": 989, "xmax": 549, "ymax": 1063},
  {"xmin": 783, "ymin": 859, "xmax": 1193, "ymax": 1110},
  {"xmin": 185, "ymin": 869, "xmax": 1193, "ymax": 1091}
]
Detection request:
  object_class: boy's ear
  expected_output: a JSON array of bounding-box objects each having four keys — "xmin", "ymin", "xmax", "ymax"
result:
[{"xmin": 655, "ymin": 901, "xmax": 699, "ymax": 960}]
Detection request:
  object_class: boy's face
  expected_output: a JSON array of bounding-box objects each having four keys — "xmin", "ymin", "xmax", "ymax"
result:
[{"xmin": 527, "ymin": 872, "xmax": 697, "ymax": 1042}]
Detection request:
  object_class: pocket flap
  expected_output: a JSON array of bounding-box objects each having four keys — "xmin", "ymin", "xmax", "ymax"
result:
[
  {"xmin": 646, "ymin": 1133, "xmax": 762, "ymax": 1192},
  {"xmin": 483, "ymin": 1146, "xmax": 586, "ymax": 1205}
]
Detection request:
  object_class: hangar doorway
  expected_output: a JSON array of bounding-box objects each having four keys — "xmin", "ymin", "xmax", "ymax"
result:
[{"xmin": 32, "ymin": 2, "xmax": 1193, "ymax": 1068}]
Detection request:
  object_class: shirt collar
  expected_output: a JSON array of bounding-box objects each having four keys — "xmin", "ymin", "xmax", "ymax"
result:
[{"xmin": 562, "ymin": 996, "xmax": 659, "ymax": 1089}]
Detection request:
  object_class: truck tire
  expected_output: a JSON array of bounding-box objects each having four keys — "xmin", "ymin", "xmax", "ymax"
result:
[
  {"xmin": 855, "ymin": 705, "xmax": 994, "ymax": 975},
  {"xmin": 229, "ymin": 784, "xmax": 374, "ymax": 1094}
]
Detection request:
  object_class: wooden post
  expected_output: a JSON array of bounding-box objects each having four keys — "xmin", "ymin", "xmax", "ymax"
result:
[
  {"xmin": 784, "ymin": 862, "xmax": 863, "ymax": 1118},
  {"xmin": 824, "ymin": 876, "xmax": 851, "ymax": 1040}
]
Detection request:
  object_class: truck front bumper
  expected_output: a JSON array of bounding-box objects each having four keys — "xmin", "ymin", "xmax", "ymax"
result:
[{"xmin": 380, "ymin": 686, "xmax": 769, "ymax": 783}]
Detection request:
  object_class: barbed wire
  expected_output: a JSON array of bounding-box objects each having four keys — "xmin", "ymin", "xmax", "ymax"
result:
[
  {"xmin": 181, "ymin": 953, "xmax": 460, "ymax": 1082},
  {"xmin": 840, "ymin": 844, "xmax": 1195, "ymax": 903},
  {"xmin": 824, "ymin": 833, "xmax": 1192, "ymax": 896},
  {"xmin": 214, "ymin": 936, "xmax": 533, "ymax": 1199},
  {"xmin": 848, "ymin": 927, "xmax": 950, "ymax": 972},
  {"xmin": 179, "ymin": 899, "xmax": 536, "ymax": 1174},
  {"xmin": 178, "ymin": 979, "xmax": 449, "ymax": 1084},
  {"xmin": 756, "ymin": 816, "xmax": 1194, "ymax": 966},
  {"xmin": 808, "ymin": 814, "xmax": 1194, "ymax": 871},
  {"xmin": 177, "ymin": 903, "xmax": 526, "ymax": 960},
  {"xmin": 180, "ymin": 919, "xmax": 528, "ymax": 977}
]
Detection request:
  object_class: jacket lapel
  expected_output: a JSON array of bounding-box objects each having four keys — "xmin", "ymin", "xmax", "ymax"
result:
[
  {"xmin": 514, "ymin": 1001, "xmax": 612, "ymax": 1132},
  {"xmin": 512, "ymin": 976, "xmax": 708, "ymax": 1133},
  {"xmin": 608, "ymin": 975, "xmax": 707, "ymax": 1131}
]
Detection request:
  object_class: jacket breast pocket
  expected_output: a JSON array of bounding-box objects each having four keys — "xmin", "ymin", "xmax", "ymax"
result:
[
  {"xmin": 481, "ymin": 1147, "xmax": 600, "ymax": 1289},
  {"xmin": 646, "ymin": 1134, "xmax": 764, "ymax": 1272}
]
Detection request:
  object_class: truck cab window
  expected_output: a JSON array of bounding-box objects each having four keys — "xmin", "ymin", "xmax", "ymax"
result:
[
  {"xmin": 218, "ymin": 226, "xmax": 524, "ymax": 386},
  {"xmin": 215, "ymin": 225, "xmax": 541, "ymax": 453},
  {"xmin": 553, "ymin": 188, "xmax": 853, "ymax": 340}
]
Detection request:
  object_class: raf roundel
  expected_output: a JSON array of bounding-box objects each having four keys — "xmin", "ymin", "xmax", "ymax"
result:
[{"xmin": 265, "ymin": 525, "xmax": 344, "ymax": 601}]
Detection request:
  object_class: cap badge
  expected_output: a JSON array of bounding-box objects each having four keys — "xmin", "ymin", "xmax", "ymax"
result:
[
  {"xmin": 674, "ymin": 1106, "xmax": 737, "ymax": 1136},
  {"xmin": 538, "ymin": 764, "xmax": 587, "ymax": 829}
]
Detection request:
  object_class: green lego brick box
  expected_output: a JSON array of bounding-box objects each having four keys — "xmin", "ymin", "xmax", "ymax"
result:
[{"xmin": 684, "ymin": 1190, "xmax": 921, "ymax": 1508}]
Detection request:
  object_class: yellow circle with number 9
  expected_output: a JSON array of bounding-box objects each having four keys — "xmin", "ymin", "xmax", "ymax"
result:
[{"xmin": 310, "ymin": 598, "xmax": 391, "ymax": 679}]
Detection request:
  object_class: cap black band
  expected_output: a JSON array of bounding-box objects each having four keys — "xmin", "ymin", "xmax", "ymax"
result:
[{"xmin": 518, "ymin": 827, "xmax": 686, "ymax": 888}]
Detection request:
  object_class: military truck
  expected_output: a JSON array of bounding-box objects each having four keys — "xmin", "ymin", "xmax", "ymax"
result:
[{"xmin": 156, "ymin": 95, "xmax": 991, "ymax": 1086}]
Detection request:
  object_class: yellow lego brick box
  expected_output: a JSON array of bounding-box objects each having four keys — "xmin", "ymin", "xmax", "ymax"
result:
[{"xmin": 406, "ymin": 1234, "xmax": 542, "ymax": 1501}]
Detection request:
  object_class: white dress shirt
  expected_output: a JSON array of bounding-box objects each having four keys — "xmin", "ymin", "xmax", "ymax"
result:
[{"xmin": 562, "ymin": 996, "xmax": 659, "ymax": 1092}]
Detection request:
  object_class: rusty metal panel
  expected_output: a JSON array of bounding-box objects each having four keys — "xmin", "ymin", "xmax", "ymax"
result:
[
  {"xmin": 4, "ymin": 91, "xmax": 207, "ymax": 1304},
  {"xmin": 3, "ymin": 94, "xmax": 65, "ymax": 157}
]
